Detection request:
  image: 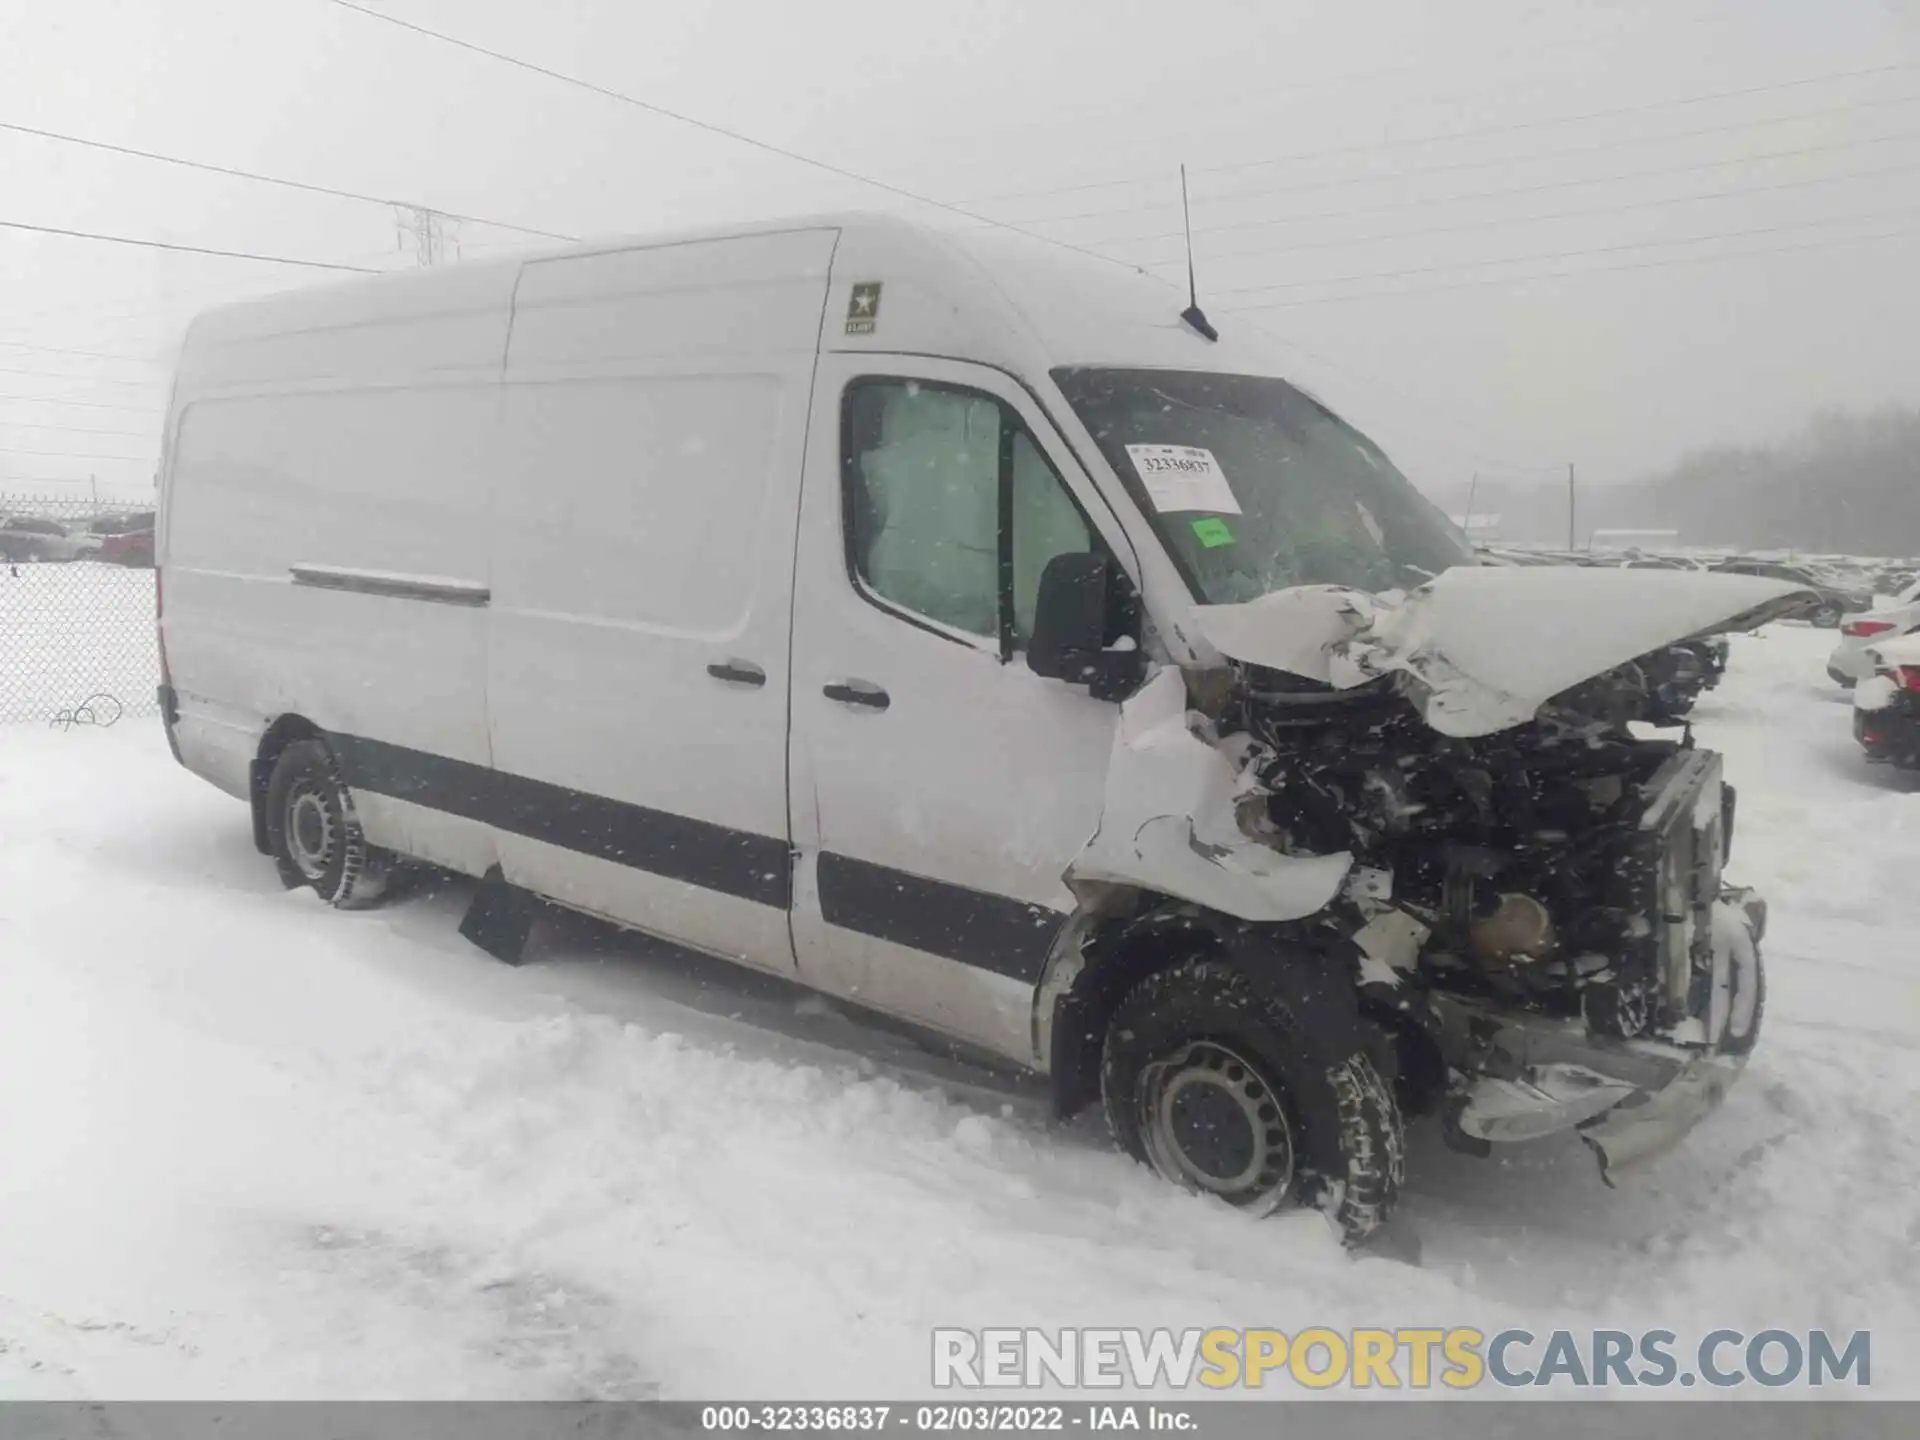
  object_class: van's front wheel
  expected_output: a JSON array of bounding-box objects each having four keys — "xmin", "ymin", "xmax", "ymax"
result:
[
  {"xmin": 1101, "ymin": 956, "xmax": 1403, "ymax": 1244},
  {"xmin": 264, "ymin": 739, "xmax": 394, "ymax": 909}
]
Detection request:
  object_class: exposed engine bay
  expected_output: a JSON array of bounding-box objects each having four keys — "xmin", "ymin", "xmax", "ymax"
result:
[
  {"xmin": 1065, "ymin": 567, "xmax": 1800, "ymax": 1180},
  {"xmin": 1225, "ymin": 654, "xmax": 1735, "ymax": 1047}
]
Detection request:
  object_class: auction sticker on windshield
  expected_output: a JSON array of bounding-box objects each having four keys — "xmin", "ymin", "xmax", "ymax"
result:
[{"xmin": 1125, "ymin": 444, "xmax": 1242, "ymax": 515}]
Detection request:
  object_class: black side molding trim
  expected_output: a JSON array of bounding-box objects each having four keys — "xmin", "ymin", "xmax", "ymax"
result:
[
  {"xmin": 291, "ymin": 564, "xmax": 490, "ymax": 607},
  {"xmin": 331, "ymin": 734, "xmax": 791, "ymax": 910},
  {"xmin": 817, "ymin": 852, "xmax": 1064, "ymax": 984}
]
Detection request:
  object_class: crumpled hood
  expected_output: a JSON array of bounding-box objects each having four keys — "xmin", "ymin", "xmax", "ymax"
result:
[{"xmin": 1194, "ymin": 565, "xmax": 1813, "ymax": 737}]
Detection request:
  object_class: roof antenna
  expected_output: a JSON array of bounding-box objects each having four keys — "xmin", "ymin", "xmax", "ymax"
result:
[{"xmin": 1178, "ymin": 164, "xmax": 1219, "ymax": 342}]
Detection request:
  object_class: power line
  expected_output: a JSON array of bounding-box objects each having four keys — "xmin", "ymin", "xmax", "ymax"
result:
[
  {"xmin": 0, "ymin": 366, "xmax": 159, "ymax": 389},
  {"xmin": 0, "ymin": 392, "xmax": 161, "ymax": 414},
  {"xmin": 1222, "ymin": 219, "xmax": 1920, "ymax": 312},
  {"xmin": 1262, "ymin": 330, "xmax": 1563, "ymax": 475},
  {"xmin": 0, "ymin": 446, "xmax": 154, "ymax": 462},
  {"xmin": 0, "ymin": 118, "xmax": 576, "ymax": 243},
  {"xmin": 322, "ymin": 0, "xmax": 1139, "ymax": 273},
  {"xmin": 0, "ymin": 338, "xmax": 162, "ymax": 364},
  {"xmin": 0, "ymin": 277, "xmax": 298, "ymax": 329},
  {"xmin": 990, "ymin": 117, "xmax": 1920, "ymax": 232},
  {"xmin": 1073, "ymin": 128, "xmax": 1920, "ymax": 249},
  {"xmin": 0, "ymin": 420, "xmax": 156, "ymax": 439},
  {"xmin": 1207, "ymin": 69, "xmax": 1920, "ymax": 182},
  {"xmin": 1214, "ymin": 203, "xmax": 1920, "ymax": 299},
  {"xmin": 1198, "ymin": 92, "xmax": 1920, "ymax": 209},
  {"xmin": 921, "ymin": 3, "xmax": 1754, "ymax": 189},
  {"xmin": 0, "ymin": 475, "xmax": 154, "ymax": 489},
  {"xmin": 960, "ymin": 60, "xmax": 1920, "ymax": 208},
  {"xmin": 1162, "ymin": 154, "xmax": 1920, "ymax": 266},
  {"xmin": 0, "ymin": 217, "xmax": 382, "ymax": 272}
]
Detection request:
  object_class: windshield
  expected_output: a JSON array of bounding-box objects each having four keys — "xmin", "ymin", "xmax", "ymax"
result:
[{"xmin": 1053, "ymin": 367, "xmax": 1473, "ymax": 603}]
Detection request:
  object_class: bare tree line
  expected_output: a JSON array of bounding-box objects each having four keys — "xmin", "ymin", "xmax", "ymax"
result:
[{"xmin": 1436, "ymin": 406, "xmax": 1920, "ymax": 556}]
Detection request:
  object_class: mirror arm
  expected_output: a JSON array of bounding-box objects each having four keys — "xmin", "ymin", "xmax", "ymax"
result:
[{"xmin": 1061, "ymin": 646, "xmax": 1147, "ymax": 703}]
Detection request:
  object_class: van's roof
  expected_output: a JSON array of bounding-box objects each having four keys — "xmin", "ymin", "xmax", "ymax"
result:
[{"xmin": 177, "ymin": 211, "xmax": 1302, "ymax": 392}]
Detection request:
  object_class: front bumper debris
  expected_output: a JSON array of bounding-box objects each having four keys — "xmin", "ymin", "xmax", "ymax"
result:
[
  {"xmin": 1437, "ymin": 893, "xmax": 1762, "ymax": 1181},
  {"xmin": 1577, "ymin": 1052, "xmax": 1744, "ymax": 1181}
]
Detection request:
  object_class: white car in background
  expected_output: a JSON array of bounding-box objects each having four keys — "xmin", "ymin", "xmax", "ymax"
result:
[
  {"xmin": 1828, "ymin": 577, "xmax": 1920, "ymax": 687},
  {"xmin": 0, "ymin": 514, "xmax": 89, "ymax": 563}
]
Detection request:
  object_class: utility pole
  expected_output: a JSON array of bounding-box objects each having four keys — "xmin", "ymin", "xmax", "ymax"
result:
[
  {"xmin": 394, "ymin": 205, "xmax": 455, "ymax": 266},
  {"xmin": 1463, "ymin": 472, "xmax": 1478, "ymax": 538},
  {"xmin": 1567, "ymin": 462, "xmax": 1577, "ymax": 551}
]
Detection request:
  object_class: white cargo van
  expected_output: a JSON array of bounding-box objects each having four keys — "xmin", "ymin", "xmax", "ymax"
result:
[{"xmin": 159, "ymin": 214, "xmax": 1802, "ymax": 1240}]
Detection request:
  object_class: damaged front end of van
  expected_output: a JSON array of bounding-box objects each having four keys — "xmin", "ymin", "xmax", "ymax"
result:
[{"xmin": 1061, "ymin": 565, "xmax": 1804, "ymax": 1202}]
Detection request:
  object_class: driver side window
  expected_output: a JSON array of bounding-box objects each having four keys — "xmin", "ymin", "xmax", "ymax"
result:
[{"xmin": 843, "ymin": 378, "xmax": 1097, "ymax": 656}]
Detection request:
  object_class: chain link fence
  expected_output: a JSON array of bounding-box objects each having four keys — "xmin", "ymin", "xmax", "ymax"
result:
[{"xmin": 1, "ymin": 493, "xmax": 160, "ymax": 724}]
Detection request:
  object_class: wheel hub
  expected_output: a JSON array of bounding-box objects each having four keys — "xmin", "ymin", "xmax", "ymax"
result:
[
  {"xmin": 286, "ymin": 789, "xmax": 335, "ymax": 880},
  {"xmin": 1139, "ymin": 1041, "xmax": 1295, "ymax": 1201}
]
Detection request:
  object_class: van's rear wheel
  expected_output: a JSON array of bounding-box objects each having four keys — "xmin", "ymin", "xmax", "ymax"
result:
[
  {"xmin": 1101, "ymin": 956, "xmax": 1403, "ymax": 1244},
  {"xmin": 264, "ymin": 739, "xmax": 394, "ymax": 909}
]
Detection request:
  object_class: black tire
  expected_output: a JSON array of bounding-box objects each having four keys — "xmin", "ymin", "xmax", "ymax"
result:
[
  {"xmin": 1810, "ymin": 604, "xmax": 1842, "ymax": 629},
  {"xmin": 263, "ymin": 738, "xmax": 395, "ymax": 909},
  {"xmin": 1101, "ymin": 956, "xmax": 1403, "ymax": 1244}
]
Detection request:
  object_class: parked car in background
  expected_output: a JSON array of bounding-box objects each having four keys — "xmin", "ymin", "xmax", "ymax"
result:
[
  {"xmin": 0, "ymin": 514, "xmax": 87, "ymax": 562},
  {"xmin": 1854, "ymin": 632, "xmax": 1920, "ymax": 768},
  {"xmin": 84, "ymin": 509, "xmax": 156, "ymax": 567},
  {"xmin": 1826, "ymin": 577, "xmax": 1920, "ymax": 686},
  {"xmin": 1871, "ymin": 564, "xmax": 1919, "ymax": 597},
  {"xmin": 1710, "ymin": 558, "xmax": 1871, "ymax": 627}
]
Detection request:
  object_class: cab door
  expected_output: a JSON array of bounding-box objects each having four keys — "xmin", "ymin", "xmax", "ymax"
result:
[{"xmin": 787, "ymin": 356, "xmax": 1141, "ymax": 1063}]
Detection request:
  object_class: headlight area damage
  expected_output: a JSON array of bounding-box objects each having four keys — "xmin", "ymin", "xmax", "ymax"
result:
[{"xmin": 1064, "ymin": 567, "xmax": 1806, "ymax": 1219}]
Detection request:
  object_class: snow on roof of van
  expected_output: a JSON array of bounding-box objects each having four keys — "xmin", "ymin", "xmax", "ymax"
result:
[
  {"xmin": 925, "ymin": 224, "xmax": 1297, "ymax": 374},
  {"xmin": 174, "ymin": 212, "xmax": 1306, "ymax": 398}
]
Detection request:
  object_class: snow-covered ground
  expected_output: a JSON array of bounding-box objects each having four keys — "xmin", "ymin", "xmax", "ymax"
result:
[{"xmin": 1, "ymin": 624, "xmax": 1916, "ymax": 1399}]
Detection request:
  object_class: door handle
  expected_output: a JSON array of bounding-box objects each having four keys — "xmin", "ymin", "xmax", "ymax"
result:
[
  {"xmin": 706, "ymin": 659, "xmax": 767, "ymax": 687},
  {"xmin": 822, "ymin": 679, "xmax": 890, "ymax": 711}
]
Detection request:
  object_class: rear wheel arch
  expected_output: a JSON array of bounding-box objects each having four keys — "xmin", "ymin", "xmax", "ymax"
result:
[
  {"xmin": 261, "ymin": 735, "xmax": 394, "ymax": 909},
  {"xmin": 250, "ymin": 714, "xmax": 322, "ymax": 856}
]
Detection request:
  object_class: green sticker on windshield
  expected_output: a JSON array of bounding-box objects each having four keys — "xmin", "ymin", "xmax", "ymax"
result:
[{"xmin": 1191, "ymin": 516, "xmax": 1236, "ymax": 548}]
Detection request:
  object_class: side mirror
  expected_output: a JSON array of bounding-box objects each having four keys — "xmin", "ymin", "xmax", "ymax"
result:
[{"xmin": 1028, "ymin": 552, "xmax": 1145, "ymax": 701}]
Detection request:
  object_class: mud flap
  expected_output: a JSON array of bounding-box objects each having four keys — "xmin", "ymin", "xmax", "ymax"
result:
[{"xmin": 459, "ymin": 865, "xmax": 541, "ymax": 965}]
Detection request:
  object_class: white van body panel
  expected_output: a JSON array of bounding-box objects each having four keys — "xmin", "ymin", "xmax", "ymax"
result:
[
  {"xmin": 160, "ymin": 211, "xmax": 1357, "ymax": 1073},
  {"xmin": 162, "ymin": 264, "xmax": 515, "ymax": 876},
  {"xmin": 484, "ymin": 228, "xmax": 838, "ymax": 971},
  {"xmin": 787, "ymin": 352, "xmax": 1142, "ymax": 1061}
]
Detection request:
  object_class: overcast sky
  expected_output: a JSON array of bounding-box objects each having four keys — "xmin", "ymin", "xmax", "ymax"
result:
[{"xmin": 2, "ymin": 0, "xmax": 1916, "ymax": 504}]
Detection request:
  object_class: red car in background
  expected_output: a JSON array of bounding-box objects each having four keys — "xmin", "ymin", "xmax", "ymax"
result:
[{"xmin": 85, "ymin": 510, "xmax": 155, "ymax": 567}]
